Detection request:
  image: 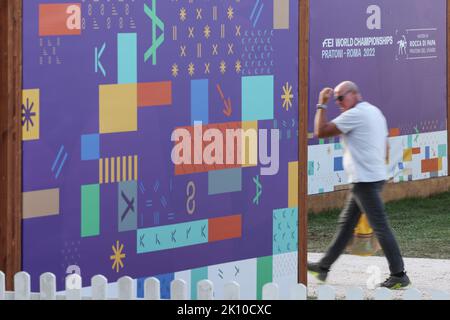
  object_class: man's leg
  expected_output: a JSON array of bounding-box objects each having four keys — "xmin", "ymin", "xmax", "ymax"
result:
[
  {"xmin": 351, "ymin": 182, "xmax": 405, "ymax": 275},
  {"xmin": 318, "ymin": 187, "xmax": 362, "ymax": 270}
]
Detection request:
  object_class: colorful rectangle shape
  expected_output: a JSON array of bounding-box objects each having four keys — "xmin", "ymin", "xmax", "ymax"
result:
[
  {"xmin": 242, "ymin": 76, "xmax": 274, "ymax": 121},
  {"xmin": 421, "ymin": 158, "xmax": 440, "ymax": 173},
  {"xmin": 138, "ymin": 82, "xmax": 172, "ymax": 107},
  {"xmin": 137, "ymin": 220, "xmax": 209, "ymax": 253},
  {"xmin": 288, "ymin": 162, "xmax": 298, "ymax": 208},
  {"xmin": 208, "ymin": 215, "xmax": 242, "ymax": 242},
  {"xmin": 39, "ymin": 3, "xmax": 81, "ymax": 36},
  {"xmin": 274, "ymin": 0, "xmax": 290, "ymax": 29},
  {"xmin": 81, "ymin": 184, "xmax": 100, "ymax": 237},
  {"xmin": 208, "ymin": 169, "xmax": 242, "ymax": 195},
  {"xmin": 99, "ymin": 84, "xmax": 137, "ymax": 134},
  {"xmin": 191, "ymin": 79, "xmax": 209, "ymax": 124},
  {"xmin": 23, "ymin": 189, "xmax": 59, "ymax": 219},
  {"xmin": 118, "ymin": 181, "xmax": 138, "ymax": 232},
  {"xmin": 81, "ymin": 134, "xmax": 100, "ymax": 160},
  {"xmin": 118, "ymin": 33, "xmax": 137, "ymax": 84},
  {"xmin": 334, "ymin": 157, "xmax": 343, "ymax": 171},
  {"xmin": 22, "ymin": 89, "xmax": 40, "ymax": 141}
]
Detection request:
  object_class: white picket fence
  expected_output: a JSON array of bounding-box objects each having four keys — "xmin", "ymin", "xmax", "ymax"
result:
[{"xmin": 1, "ymin": 271, "xmax": 449, "ymax": 300}]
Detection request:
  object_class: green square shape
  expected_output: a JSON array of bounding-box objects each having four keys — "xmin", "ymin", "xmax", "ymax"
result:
[
  {"xmin": 308, "ymin": 161, "xmax": 315, "ymax": 176},
  {"xmin": 191, "ymin": 267, "xmax": 208, "ymax": 300},
  {"xmin": 257, "ymin": 256, "xmax": 273, "ymax": 300},
  {"xmin": 438, "ymin": 144, "xmax": 447, "ymax": 158},
  {"xmin": 81, "ymin": 184, "xmax": 100, "ymax": 237},
  {"xmin": 242, "ymin": 76, "xmax": 274, "ymax": 121}
]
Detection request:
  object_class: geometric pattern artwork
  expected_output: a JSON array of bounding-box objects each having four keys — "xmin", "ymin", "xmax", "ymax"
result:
[
  {"xmin": 308, "ymin": 131, "xmax": 448, "ymax": 194},
  {"xmin": 22, "ymin": 0, "xmax": 299, "ymax": 295},
  {"xmin": 272, "ymin": 208, "xmax": 298, "ymax": 254},
  {"xmin": 137, "ymin": 215, "xmax": 242, "ymax": 254},
  {"xmin": 308, "ymin": 0, "xmax": 447, "ymax": 196},
  {"xmin": 208, "ymin": 258, "xmax": 257, "ymax": 300},
  {"xmin": 21, "ymin": 0, "xmax": 447, "ymax": 298},
  {"xmin": 99, "ymin": 156, "xmax": 138, "ymax": 184},
  {"xmin": 272, "ymin": 252, "xmax": 298, "ymax": 299}
]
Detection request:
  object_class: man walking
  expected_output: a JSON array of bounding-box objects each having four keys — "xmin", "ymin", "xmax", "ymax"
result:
[{"xmin": 309, "ymin": 81, "xmax": 411, "ymax": 289}]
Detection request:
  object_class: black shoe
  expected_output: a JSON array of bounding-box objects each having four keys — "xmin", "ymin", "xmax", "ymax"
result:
[
  {"xmin": 307, "ymin": 262, "xmax": 329, "ymax": 282},
  {"xmin": 378, "ymin": 273, "xmax": 411, "ymax": 290}
]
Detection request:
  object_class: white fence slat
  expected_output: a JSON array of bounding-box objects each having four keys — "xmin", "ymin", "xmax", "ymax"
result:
[
  {"xmin": 374, "ymin": 287, "xmax": 393, "ymax": 300},
  {"xmin": 346, "ymin": 287, "xmax": 364, "ymax": 300},
  {"xmin": 262, "ymin": 283, "xmax": 279, "ymax": 300},
  {"xmin": 224, "ymin": 281, "xmax": 240, "ymax": 300},
  {"xmin": 431, "ymin": 290, "xmax": 450, "ymax": 300},
  {"xmin": 403, "ymin": 288, "xmax": 422, "ymax": 300},
  {"xmin": 65, "ymin": 273, "xmax": 82, "ymax": 300},
  {"xmin": 290, "ymin": 284, "xmax": 307, "ymax": 300},
  {"xmin": 118, "ymin": 276, "xmax": 134, "ymax": 300},
  {"xmin": 0, "ymin": 271, "xmax": 5, "ymax": 300},
  {"xmin": 197, "ymin": 280, "xmax": 214, "ymax": 300},
  {"xmin": 144, "ymin": 277, "xmax": 160, "ymax": 300},
  {"xmin": 171, "ymin": 279, "xmax": 188, "ymax": 300},
  {"xmin": 2, "ymin": 269, "xmax": 450, "ymax": 300},
  {"xmin": 14, "ymin": 272, "xmax": 31, "ymax": 300},
  {"xmin": 318, "ymin": 285, "xmax": 335, "ymax": 300},
  {"xmin": 91, "ymin": 275, "xmax": 108, "ymax": 300},
  {"xmin": 40, "ymin": 273, "xmax": 56, "ymax": 300},
  {"xmin": 30, "ymin": 293, "xmax": 41, "ymax": 300}
]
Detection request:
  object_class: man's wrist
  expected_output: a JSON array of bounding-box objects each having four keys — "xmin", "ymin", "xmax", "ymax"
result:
[{"xmin": 317, "ymin": 104, "xmax": 328, "ymax": 110}]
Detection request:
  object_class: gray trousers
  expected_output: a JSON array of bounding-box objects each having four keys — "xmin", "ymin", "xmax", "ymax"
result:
[{"xmin": 319, "ymin": 181, "xmax": 405, "ymax": 275}]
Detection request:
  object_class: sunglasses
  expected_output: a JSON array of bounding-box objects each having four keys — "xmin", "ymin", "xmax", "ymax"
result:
[{"xmin": 335, "ymin": 90, "xmax": 353, "ymax": 102}]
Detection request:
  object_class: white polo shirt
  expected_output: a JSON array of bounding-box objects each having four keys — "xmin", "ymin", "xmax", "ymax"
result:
[{"xmin": 331, "ymin": 101, "xmax": 388, "ymax": 183}]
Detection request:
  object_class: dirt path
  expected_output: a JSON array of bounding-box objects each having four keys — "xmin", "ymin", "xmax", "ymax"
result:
[{"xmin": 307, "ymin": 253, "xmax": 450, "ymax": 299}]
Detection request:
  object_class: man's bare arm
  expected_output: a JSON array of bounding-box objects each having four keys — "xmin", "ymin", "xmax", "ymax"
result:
[
  {"xmin": 314, "ymin": 109, "xmax": 342, "ymax": 138},
  {"xmin": 314, "ymin": 87, "xmax": 342, "ymax": 138}
]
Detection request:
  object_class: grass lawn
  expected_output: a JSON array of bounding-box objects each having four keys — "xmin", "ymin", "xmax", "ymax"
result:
[{"xmin": 308, "ymin": 191, "xmax": 450, "ymax": 259}]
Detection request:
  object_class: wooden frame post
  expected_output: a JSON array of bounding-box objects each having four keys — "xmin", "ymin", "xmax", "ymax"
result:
[
  {"xmin": 0, "ymin": 0, "xmax": 22, "ymax": 290},
  {"xmin": 298, "ymin": 0, "xmax": 309, "ymax": 286},
  {"xmin": 447, "ymin": 0, "xmax": 450, "ymax": 174}
]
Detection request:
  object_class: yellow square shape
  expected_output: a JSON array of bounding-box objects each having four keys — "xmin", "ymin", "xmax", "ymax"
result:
[
  {"xmin": 99, "ymin": 84, "xmax": 137, "ymax": 134},
  {"xmin": 241, "ymin": 121, "xmax": 258, "ymax": 167},
  {"xmin": 403, "ymin": 148, "xmax": 412, "ymax": 162},
  {"xmin": 22, "ymin": 89, "xmax": 40, "ymax": 141}
]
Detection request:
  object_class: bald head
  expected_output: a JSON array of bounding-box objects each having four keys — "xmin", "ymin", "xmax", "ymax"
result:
[
  {"xmin": 335, "ymin": 81, "xmax": 360, "ymax": 94},
  {"xmin": 334, "ymin": 81, "xmax": 363, "ymax": 112}
]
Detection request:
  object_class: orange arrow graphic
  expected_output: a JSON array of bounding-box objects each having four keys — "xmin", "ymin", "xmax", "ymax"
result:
[
  {"xmin": 223, "ymin": 98, "xmax": 232, "ymax": 117},
  {"xmin": 217, "ymin": 84, "xmax": 232, "ymax": 117}
]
